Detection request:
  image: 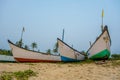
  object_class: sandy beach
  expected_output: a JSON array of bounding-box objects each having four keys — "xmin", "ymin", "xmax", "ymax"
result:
[{"xmin": 0, "ymin": 60, "xmax": 120, "ymax": 80}]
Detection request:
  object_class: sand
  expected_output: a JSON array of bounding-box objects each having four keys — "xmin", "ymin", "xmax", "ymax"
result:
[{"xmin": 0, "ymin": 61, "xmax": 120, "ymax": 80}]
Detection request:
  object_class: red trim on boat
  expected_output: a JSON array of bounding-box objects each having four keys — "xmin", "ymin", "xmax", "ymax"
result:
[{"xmin": 14, "ymin": 57, "xmax": 61, "ymax": 62}]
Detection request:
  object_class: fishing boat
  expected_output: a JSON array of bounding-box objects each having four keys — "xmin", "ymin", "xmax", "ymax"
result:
[
  {"xmin": 0, "ymin": 55, "xmax": 15, "ymax": 62},
  {"xmin": 87, "ymin": 25, "xmax": 111, "ymax": 60},
  {"xmin": 57, "ymin": 38, "xmax": 85, "ymax": 61},
  {"xmin": 8, "ymin": 40, "xmax": 61, "ymax": 62}
]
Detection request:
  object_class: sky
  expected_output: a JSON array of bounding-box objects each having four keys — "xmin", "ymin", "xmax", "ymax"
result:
[{"xmin": 0, "ymin": 0, "xmax": 120, "ymax": 54}]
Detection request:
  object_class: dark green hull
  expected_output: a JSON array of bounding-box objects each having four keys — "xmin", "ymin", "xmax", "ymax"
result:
[{"xmin": 90, "ymin": 49, "xmax": 110, "ymax": 60}]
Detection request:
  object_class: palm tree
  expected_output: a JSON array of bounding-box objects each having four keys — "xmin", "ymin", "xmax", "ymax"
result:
[
  {"xmin": 24, "ymin": 45, "xmax": 29, "ymax": 50},
  {"xmin": 31, "ymin": 42, "xmax": 37, "ymax": 51},
  {"xmin": 46, "ymin": 49, "xmax": 51, "ymax": 54},
  {"xmin": 81, "ymin": 51, "xmax": 88, "ymax": 59},
  {"xmin": 53, "ymin": 42, "xmax": 58, "ymax": 53},
  {"xmin": 16, "ymin": 39, "xmax": 23, "ymax": 47}
]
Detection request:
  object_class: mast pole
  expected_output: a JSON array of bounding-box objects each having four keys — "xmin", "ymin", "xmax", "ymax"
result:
[
  {"xmin": 20, "ymin": 27, "xmax": 24, "ymax": 47},
  {"xmin": 101, "ymin": 9, "xmax": 104, "ymax": 32},
  {"xmin": 62, "ymin": 29, "xmax": 64, "ymax": 41}
]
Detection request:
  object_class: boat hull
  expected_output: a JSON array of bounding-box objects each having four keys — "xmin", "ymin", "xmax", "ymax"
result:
[
  {"xmin": 89, "ymin": 49, "xmax": 110, "ymax": 60},
  {"xmin": 87, "ymin": 26, "xmax": 111, "ymax": 60},
  {"xmin": 57, "ymin": 38, "xmax": 85, "ymax": 62},
  {"xmin": 8, "ymin": 40, "xmax": 61, "ymax": 62},
  {"xmin": 14, "ymin": 57, "xmax": 61, "ymax": 62},
  {"xmin": 0, "ymin": 55, "xmax": 15, "ymax": 62},
  {"xmin": 61, "ymin": 56, "xmax": 80, "ymax": 62}
]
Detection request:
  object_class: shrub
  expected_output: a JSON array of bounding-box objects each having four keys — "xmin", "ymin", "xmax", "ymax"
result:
[
  {"xmin": 0, "ymin": 69, "xmax": 37, "ymax": 80},
  {"xmin": 14, "ymin": 69, "xmax": 36, "ymax": 80},
  {"xmin": 0, "ymin": 72, "xmax": 13, "ymax": 80},
  {"xmin": 111, "ymin": 54, "xmax": 120, "ymax": 60},
  {"xmin": 0, "ymin": 49, "xmax": 12, "ymax": 56}
]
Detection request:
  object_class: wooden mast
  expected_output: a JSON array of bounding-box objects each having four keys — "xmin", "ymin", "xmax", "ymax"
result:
[
  {"xmin": 101, "ymin": 9, "xmax": 104, "ymax": 32},
  {"xmin": 20, "ymin": 27, "xmax": 25, "ymax": 47},
  {"xmin": 62, "ymin": 29, "xmax": 64, "ymax": 41}
]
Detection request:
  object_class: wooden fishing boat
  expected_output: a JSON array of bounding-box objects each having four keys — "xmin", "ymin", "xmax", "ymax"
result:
[
  {"xmin": 0, "ymin": 55, "xmax": 15, "ymax": 62},
  {"xmin": 57, "ymin": 38, "xmax": 85, "ymax": 61},
  {"xmin": 87, "ymin": 25, "xmax": 111, "ymax": 60},
  {"xmin": 8, "ymin": 40, "xmax": 61, "ymax": 62}
]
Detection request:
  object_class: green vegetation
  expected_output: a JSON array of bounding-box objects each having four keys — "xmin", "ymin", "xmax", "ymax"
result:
[
  {"xmin": 111, "ymin": 60, "xmax": 120, "ymax": 66},
  {"xmin": 0, "ymin": 69, "xmax": 37, "ymax": 80},
  {"xmin": 14, "ymin": 69, "xmax": 36, "ymax": 80},
  {"xmin": 0, "ymin": 49, "xmax": 12, "ymax": 56},
  {"xmin": 111, "ymin": 54, "xmax": 120, "ymax": 60},
  {"xmin": 16, "ymin": 40, "xmax": 23, "ymax": 48},
  {"xmin": 81, "ymin": 51, "xmax": 88, "ymax": 59},
  {"xmin": 0, "ymin": 72, "xmax": 13, "ymax": 80},
  {"xmin": 46, "ymin": 49, "xmax": 51, "ymax": 54},
  {"xmin": 53, "ymin": 42, "xmax": 58, "ymax": 53},
  {"xmin": 24, "ymin": 45, "xmax": 29, "ymax": 50},
  {"xmin": 82, "ymin": 59, "xmax": 94, "ymax": 63},
  {"xmin": 31, "ymin": 42, "xmax": 37, "ymax": 51}
]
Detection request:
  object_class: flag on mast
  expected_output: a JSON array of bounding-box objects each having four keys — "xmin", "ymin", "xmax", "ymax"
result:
[
  {"xmin": 102, "ymin": 9, "xmax": 104, "ymax": 17},
  {"xmin": 101, "ymin": 9, "xmax": 104, "ymax": 32}
]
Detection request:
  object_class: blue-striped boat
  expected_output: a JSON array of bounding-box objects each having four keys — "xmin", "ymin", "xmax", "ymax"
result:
[{"xmin": 57, "ymin": 38, "xmax": 85, "ymax": 62}]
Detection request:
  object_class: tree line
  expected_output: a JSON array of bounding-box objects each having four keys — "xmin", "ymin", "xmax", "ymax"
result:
[
  {"xmin": 0, "ymin": 39, "xmax": 58, "ymax": 56},
  {"xmin": 0, "ymin": 49, "xmax": 12, "ymax": 56},
  {"xmin": 16, "ymin": 40, "xmax": 58, "ymax": 55},
  {"xmin": 1, "ymin": 40, "xmax": 120, "ymax": 60},
  {"xmin": 1, "ymin": 47, "xmax": 120, "ymax": 60}
]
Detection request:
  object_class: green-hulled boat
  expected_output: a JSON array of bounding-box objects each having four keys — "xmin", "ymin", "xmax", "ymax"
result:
[{"xmin": 87, "ymin": 25, "xmax": 111, "ymax": 60}]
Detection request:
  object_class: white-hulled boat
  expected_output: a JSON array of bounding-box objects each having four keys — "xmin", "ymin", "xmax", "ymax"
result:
[
  {"xmin": 87, "ymin": 25, "xmax": 111, "ymax": 60},
  {"xmin": 57, "ymin": 38, "xmax": 85, "ymax": 61},
  {"xmin": 0, "ymin": 55, "xmax": 15, "ymax": 62},
  {"xmin": 8, "ymin": 40, "xmax": 61, "ymax": 62}
]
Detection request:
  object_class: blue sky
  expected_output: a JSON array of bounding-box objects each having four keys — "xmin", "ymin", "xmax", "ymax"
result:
[{"xmin": 0, "ymin": 0, "xmax": 120, "ymax": 53}]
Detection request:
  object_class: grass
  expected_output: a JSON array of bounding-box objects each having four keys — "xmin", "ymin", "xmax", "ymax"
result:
[
  {"xmin": 0, "ymin": 69, "xmax": 37, "ymax": 80},
  {"xmin": 0, "ymin": 72, "xmax": 13, "ymax": 80},
  {"xmin": 111, "ymin": 54, "xmax": 120, "ymax": 60},
  {"xmin": 56, "ymin": 59, "xmax": 94, "ymax": 64},
  {"xmin": 55, "ymin": 59, "xmax": 120, "ymax": 67},
  {"xmin": 81, "ymin": 59, "xmax": 94, "ymax": 64},
  {"xmin": 111, "ymin": 60, "xmax": 120, "ymax": 67}
]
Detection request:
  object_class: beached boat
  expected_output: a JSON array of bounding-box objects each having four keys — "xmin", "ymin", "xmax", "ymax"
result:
[
  {"xmin": 0, "ymin": 55, "xmax": 15, "ymax": 62},
  {"xmin": 87, "ymin": 25, "xmax": 111, "ymax": 60},
  {"xmin": 57, "ymin": 38, "xmax": 85, "ymax": 61},
  {"xmin": 8, "ymin": 40, "xmax": 61, "ymax": 62}
]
